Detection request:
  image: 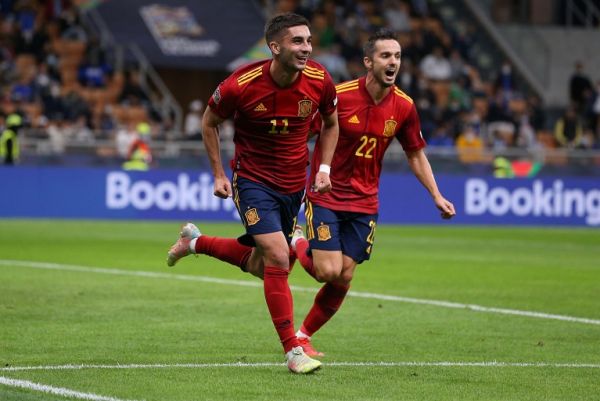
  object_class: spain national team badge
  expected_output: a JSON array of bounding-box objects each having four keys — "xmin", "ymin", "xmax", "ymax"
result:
[
  {"xmin": 383, "ymin": 120, "xmax": 397, "ymax": 137},
  {"xmin": 245, "ymin": 208, "xmax": 260, "ymax": 226},
  {"xmin": 297, "ymin": 100, "xmax": 313, "ymax": 118},
  {"xmin": 317, "ymin": 224, "xmax": 331, "ymax": 241}
]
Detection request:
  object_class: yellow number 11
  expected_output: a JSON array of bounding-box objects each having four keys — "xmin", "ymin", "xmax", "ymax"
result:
[{"xmin": 268, "ymin": 119, "xmax": 289, "ymax": 134}]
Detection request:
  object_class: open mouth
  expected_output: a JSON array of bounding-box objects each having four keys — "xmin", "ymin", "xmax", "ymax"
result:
[{"xmin": 385, "ymin": 70, "xmax": 396, "ymax": 78}]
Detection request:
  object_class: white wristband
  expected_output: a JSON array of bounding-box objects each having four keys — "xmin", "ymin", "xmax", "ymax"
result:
[{"xmin": 319, "ymin": 164, "xmax": 331, "ymax": 174}]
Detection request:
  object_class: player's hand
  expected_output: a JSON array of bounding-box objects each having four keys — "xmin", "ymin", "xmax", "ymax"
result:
[
  {"xmin": 434, "ymin": 195, "xmax": 456, "ymax": 219},
  {"xmin": 313, "ymin": 171, "xmax": 332, "ymax": 194},
  {"xmin": 213, "ymin": 176, "xmax": 232, "ymax": 199}
]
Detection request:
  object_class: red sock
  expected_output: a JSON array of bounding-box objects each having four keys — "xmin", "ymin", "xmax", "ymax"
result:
[
  {"xmin": 295, "ymin": 238, "xmax": 317, "ymax": 279},
  {"xmin": 300, "ymin": 282, "xmax": 350, "ymax": 337},
  {"xmin": 195, "ymin": 236, "xmax": 253, "ymax": 270},
  {"xmin": 263, "ymin": 266, "xmax": 298, "ymax": 353}
]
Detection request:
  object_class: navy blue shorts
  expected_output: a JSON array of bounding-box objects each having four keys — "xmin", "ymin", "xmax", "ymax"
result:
[
  {"xmin": 233, "ymin": 174, "xmax": 303, "ymax": 247},
  {"xmin": 304, "ymin": 200, "xmax": 378, "ymax": 264}
]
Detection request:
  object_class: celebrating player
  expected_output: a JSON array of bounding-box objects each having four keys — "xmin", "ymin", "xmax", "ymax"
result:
[
  {"xmin": 166, "ymin": 13, "xmax": 339, "ymax": 374},
  {"xmin": 292, "ymin": 29, "xmax": 456, "ymax": 357}
]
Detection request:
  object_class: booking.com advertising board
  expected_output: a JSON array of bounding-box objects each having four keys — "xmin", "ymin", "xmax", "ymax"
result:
[{"xmin": 0, "ymin": 167, "xmax": 599, "ymax": 227}]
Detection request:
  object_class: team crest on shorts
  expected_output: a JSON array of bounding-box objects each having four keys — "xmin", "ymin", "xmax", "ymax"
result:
[
  {"xmin": 317, "ymin": 224, "xmax": 331, "ymax": 241},
  {"xmin": 383, "ymin": 119, "xmax": 397, "ymax": 137},
  {"xmin": 245, "ymin": 208, "xmax": 260, "ymax": 226},
  {"xmin": 297, "ymin": 100, "xmax": 313, "ymax": 118}
]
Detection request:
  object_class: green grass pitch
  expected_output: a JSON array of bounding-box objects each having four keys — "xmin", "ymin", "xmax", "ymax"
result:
[{"xmin": 1, "ymin": 219, "xmax": 599, "ymax": 400}]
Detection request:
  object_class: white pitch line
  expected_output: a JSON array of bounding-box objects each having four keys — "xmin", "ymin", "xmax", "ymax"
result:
[
  {"xmin": 1, "ymin": 361, "xmax": 600, "ymax": 372},
  {"xmin": 0, "ymin": 376, "xmax": 139, "ymax": 401},
  {"xmin": 2, "ymin": 259, "xmax": 600, "ymax": 326}
]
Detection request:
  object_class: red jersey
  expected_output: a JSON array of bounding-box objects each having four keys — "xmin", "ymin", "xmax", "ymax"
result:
[
  {"xmin": 308, "ymin": 76, "xmax": 425, "ymax": 213},
  {"xmin": 207, "ymin": 59, "xmax": 337, "ymax": 194}
]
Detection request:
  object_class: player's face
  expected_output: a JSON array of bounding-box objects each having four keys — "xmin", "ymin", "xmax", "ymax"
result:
[
  {"xmin": 275, "ymin": 25, "xmax": 312, "ymax": 71},
  {"xmin": 366, "ymin": 39, "xmax": 401, "ymax": 87}
]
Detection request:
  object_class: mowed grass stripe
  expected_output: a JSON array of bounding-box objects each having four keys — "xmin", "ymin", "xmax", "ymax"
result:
[{"xmin": 1, "ymin": 259, "xmax": 599, "ymax": 326}]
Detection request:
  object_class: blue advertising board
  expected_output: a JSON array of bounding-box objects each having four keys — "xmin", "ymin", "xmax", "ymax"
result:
[{"xmin": 0, "ymin": 167, "xmax": 599, "ymax": 227}]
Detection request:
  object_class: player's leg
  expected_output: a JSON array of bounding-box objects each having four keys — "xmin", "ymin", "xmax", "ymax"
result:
[
  {"xmin": 296, "ymin": 211, "xmax": 378, "ymax": 356},
  {"xmin": 236, "ymin": 177, "xmax": 320, "ymax": 373},
  {"xmin": 293, "ymin": 200, "xmax": 343, "ymax": 281}
]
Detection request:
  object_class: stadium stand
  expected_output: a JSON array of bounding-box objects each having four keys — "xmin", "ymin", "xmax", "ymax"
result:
[{"xmin": 1, "ymin": 0, "xmax": 599, "ymax": 174}]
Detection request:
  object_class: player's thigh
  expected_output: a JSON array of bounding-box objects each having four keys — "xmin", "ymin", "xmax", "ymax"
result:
[
  {"xmin": 253, "ymin": 231, "xmax": 290, "ymax": 268},
  {"xmin": 305, "ymin": 201, "xmax": 342, "ymax": 252},
  {"xmin": 311, "ymin": 249, "xmax": 344, "ymax": 281},
  {"xmin": 340, "ymin": 212, "xmax": 379, "ymax": 264},
  {"xmin": 233, "ymin": 175, "xmax": 303, "ymax": 246}
]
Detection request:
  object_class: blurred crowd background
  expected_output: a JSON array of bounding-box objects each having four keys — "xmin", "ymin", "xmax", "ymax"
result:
[{"xmin": 1, "ymin": 0, "xmax": 599, "ymax": 174}]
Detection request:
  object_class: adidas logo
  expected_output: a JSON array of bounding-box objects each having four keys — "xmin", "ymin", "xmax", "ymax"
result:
[
  {"xmin": 348, "ymin": 115, "xmax": 360, "ymax": 124},
  {"xmin": 254, "ymin": 103, "xmax": 267, "ymax": 112}
]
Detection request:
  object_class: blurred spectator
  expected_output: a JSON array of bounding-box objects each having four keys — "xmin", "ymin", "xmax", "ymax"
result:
[
  {"xmin": 0, "ymin": 112, "xmax": 22, "ymax": 164},
  {"xmin": 456, "ymin": 124, "xmax": 487, "ymax": 163},
  {"xmin": 118, "ymin": 69, "xmax": 149, "ymax": 106},
  {"xmin": 494, "ymin": 60, "xmax": 515, "ymax": 101},
  {"xmin": 10, "ymin": 74, "xmax": 35, "ymax": 102},
  {"xmin": 427, "ymin": 121, "xmax": 454, "ymax": 147},
  {"xmin": 62, "ymin": 89, "xmax": 90, "ymax": 122},
  {"xmin": 41, "ymin": 82, "xmax": 67, "ymax": 120},
  {"xmin": 59, "ymin": 8, "xmax": 87, "ymax": 42},
  {"xmin": 592, "ymin": 81, "xmax": 600, "ymax": 139},
  {"xmin": 115, "ymin": 122, "xmax": 137, "ymax": 158},
  {"xmin": 183, "ymin": 99, "xmax": 203, "ymax": 140},
  {"xmin": 554, "ymin": 106, "xmax": 583, "ymax": 148},
  {"xmin": 46, "ymin": 118, "xmax": 68, "ymax": 154},
  {"xmin": 419, "ymin": 45, "xmax": 451, "ymax": 81},
  {"xmin": 569, "ymin": 61, "xmax": 593, "ymax": 113},
  {"xmin": 78, "ymin": 52, "xmax": 111, "ymax": 88},
  {"xmin": 383, "ymin": 0, "xmax": 411, "ymax": 32},
  {"xmin": 123, "ymin": 121, "xmax": 152, "ymax": 170}
]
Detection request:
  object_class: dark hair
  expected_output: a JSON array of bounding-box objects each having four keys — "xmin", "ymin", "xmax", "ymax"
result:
[
  {"xmin": 264, "ymin": 12, "xmax": 310, "ymax": 43},
  {"xmin": 363, "ymin": 29, "xmax": 399, "ymax": 58}
]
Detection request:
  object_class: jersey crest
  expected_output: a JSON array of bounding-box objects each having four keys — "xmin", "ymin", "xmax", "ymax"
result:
[
  {"xmin": 297, "ymin": 99, "xmax": 313, "ymax": 118},
  {"xmin": 317, "ymin": 224, "xmax": 331, "ymax": 241},
  {"xmin": 383, "ymin": 120, "xmax": 397, "ymax": 137},
  {"xmin": 245, "ymin": 208, "xmax": 260, "ymax": 226}
]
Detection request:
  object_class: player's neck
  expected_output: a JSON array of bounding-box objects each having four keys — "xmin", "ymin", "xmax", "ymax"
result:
[
  {"xmin": 364, "ymin": 74, "xmax": 391, "ymax": 105},
  {"xmin": 269, "ymin": 60, "xmax": 300, "ymax": 87}
]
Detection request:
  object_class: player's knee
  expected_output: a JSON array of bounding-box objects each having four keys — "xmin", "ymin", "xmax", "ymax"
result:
[
  {"xmin": 263, "ymin": 248, "xmax": 292, "ymax": 269},
  {"xmin": 314, "ymin": 264, "xmax": 342, "ymax": 283},
  {"xmin": 337, "ymin": 269, "xmax": 355, "ymax": 285}
]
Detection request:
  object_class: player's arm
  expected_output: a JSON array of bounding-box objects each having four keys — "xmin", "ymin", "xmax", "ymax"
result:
[
  {"xmin": 202, "ymin": 105, "xmax": 232, "ymax": 199},
  {"xmin": 313, "ymin": 110, "xmax": 339, "ymax": 193},
  {"xmin": 405, "ymin": 148, "xmax": 456, "ymax": 219}
]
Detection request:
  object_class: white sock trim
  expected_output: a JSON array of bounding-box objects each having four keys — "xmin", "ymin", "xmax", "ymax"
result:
[{"xmin": 296, "ymin": 329, "xmax": 310, "ymax": 339}]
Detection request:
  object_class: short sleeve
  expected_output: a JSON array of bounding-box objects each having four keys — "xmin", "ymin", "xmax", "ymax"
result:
[
  {"xmin": 207, "ymin": 76, "xmax": 238, "ymax": 120},
  {"xmin": 318, "ymin": 71, "xmax": 337, "ymax": 117},
  {"xmin": 396, "ymin": 103, "xmax": 426, "ymax": 151}
]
